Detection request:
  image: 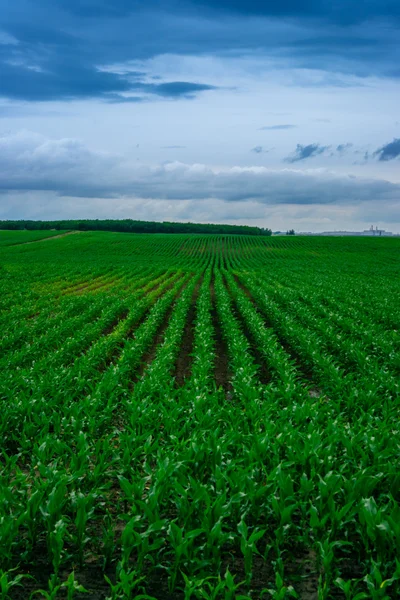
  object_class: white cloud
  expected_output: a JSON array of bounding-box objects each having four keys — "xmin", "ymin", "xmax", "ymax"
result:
[
  {"xmin": 1, "ymin": 130, "xmax": 400, "ymax": 203},
  {"xmin": 0, "ymin": 131, "xmax": 399, "ymax": 231}
]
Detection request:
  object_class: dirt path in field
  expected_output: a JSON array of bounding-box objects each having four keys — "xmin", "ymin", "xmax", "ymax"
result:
[
  {"xmin": 210, "ymin": 273, "xmax": 232, "ymax": 394},
  {"xmin": 173, "ymin": 275, "xmax": 203, "ymax": 386},
  {"xmin": 16, "ymin": 230, "xmax": 81, "ymax": 245}
]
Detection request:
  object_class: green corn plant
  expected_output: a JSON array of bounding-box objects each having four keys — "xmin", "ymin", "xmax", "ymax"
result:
[
  {"xmin": 71, "ymin": 491, "xmax": 97, "ymax": 567},
  {"xmin": 39, "ymin": 476, "xmax": 69, "ymax": 536},
  {"xmin": 237, "ymin": 519, "xmax": 266, "ymax": 584},
  {"xmin": 48, "ymin": 518, "xmax": 68, "ymax": 583},
  {"xmin": 363, "ymin": 559, "xmax": 400, "ymax": 599},
  {"xmin": 104, "ymin": 565, "xmax": 145, "ymax": 600},
  {"xmin": 167, "ymin": 523, "xmax": 205, "ymax": 593},
  {"xmin": 182, "ymin": 570, "xmax": 249, "ymax": 600},
  {"xmin": 21, "ymin": 487, "xmax": 45, "ymax": 552},
  {"xmin": 0, "ymin": 516, "xmax": 19, "ymax": 569},
  {"xmin": 316, "ymin": 538, "xmax": 351, "ymax": 597},
  {"xmin": 0, "ymin": 568, "xmax": 32, "ymax": 600},
  {"xmin": 334, "ymin": 577, "xmax": 368, "ymax": 600},
  {"xmin": 120, "ymin": 516, "xmax": 166, "ymax": 573},
  {"xmin": 61, "ymin": 572, "xmax": 89, "ymax": 599},
  {"xmin": 262, "ymin": 569, "xmax": 298, "ymax": 599},
  {"xmin": 182, "ymin": 573, "xmax": 215, "ymax": 599},
  {"xmin": 101, "ymin": 510, "xmax": 116, "ymax": 570},
  {"xmin": 221, "ymin": 569, "xmax": 248, "ymax": 600},
  {"xmin": 30, "ymin": 577, "xmax": 63, "ymax": 600}
]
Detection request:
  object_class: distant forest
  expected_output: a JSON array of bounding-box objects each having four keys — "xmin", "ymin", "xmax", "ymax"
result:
[{"xmin": 0, "ymin": 219, "xmax": 272, "ymax": 236}]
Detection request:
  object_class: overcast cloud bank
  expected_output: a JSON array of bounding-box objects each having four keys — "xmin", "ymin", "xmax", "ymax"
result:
[{"xmin": 1, "ymin": 132, "xmax": 399, "ymax": 213}]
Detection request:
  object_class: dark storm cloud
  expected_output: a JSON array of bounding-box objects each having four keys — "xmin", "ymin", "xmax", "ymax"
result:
[
  {"xmin": 57, "ymin": 0, "xmax": 400, "ymax": 23},
  {"xmin": 285, "ymin": 143, "xmax": 329, "ymax": 163},
  {"xmin": 0, "ymin": 57, "xmax": 217, "ymax": 102},
  {"xmin": 259, "ymin": 124, "xmax": 297, "ymax": 130},
  {"xmin": 373, "ymin": 138, "xmax": 400, "ymax": 161},
  {"xmin": 0, "ymin": 0, "xmax": 399, "ymax": 105},
  {"xmin": 198, "ymin": 0, "xmax": 400, "ymax": 31},
  {"xmin": 0, "ymin": 60, "xmax": 133, "ymax": 101},
  {"xmin": 0, "ymin": 13, "xmax": 218, "ymax": 102}
]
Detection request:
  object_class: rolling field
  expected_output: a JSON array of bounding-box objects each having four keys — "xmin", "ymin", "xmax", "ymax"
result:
[{"xmin": 1, "ymin": 231, "xmax": 400, "ymax": 599}]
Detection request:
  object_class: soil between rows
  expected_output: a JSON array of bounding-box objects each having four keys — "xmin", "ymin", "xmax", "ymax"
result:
[
  {"xmin": 173, "ymin": 275, "xmax": 203, "ymax": 386},
  {"xmin": 210, "ymin": 274, "xmax": 232, "ymax": 394},
  {"xmin": 13, "ymin": 544, "xmax": 358, "ymax": 600},
  {"xmin": 133, "ymin": 276, "xmax": 191, "ymax": 383}
]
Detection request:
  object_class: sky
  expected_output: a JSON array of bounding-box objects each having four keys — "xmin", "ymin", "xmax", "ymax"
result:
[{"xmin": 1, "ymin": 0, "xmax": 400, "ymax": 232}]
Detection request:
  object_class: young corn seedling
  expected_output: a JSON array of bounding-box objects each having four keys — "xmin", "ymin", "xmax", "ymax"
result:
[
  {"xmin": 237, "ymin": 519, "xmax": 266, "ymax": 585},
  {"xmin": 49, "ymin": 518, "xmax": 68, "ymax": 584},
  {"xmin": 120, "ymin": 516, "xmax": 166, "ymax": 574},
  {"xmin": 182, "ymin": 570, "xmax": 250, "ymax": 600},
  {"xmin": 71, "ymin": 491, "xmax": 97, "ymax": 568},
  {"xmin": 104, "ymin": 566, "xmax": 145, "ymax": 600},
  {"xmin": 101, "ymin": 510, "xmax": 116, "ymax": 570},
  {"xmin": 181, "ymin": 573, "xmax": 215, "ymax": 600},
  {"xmin": 31, "ymin": 577, "xmax": 63, "ymax": 600},
  {"xmin": 0, "ymin": 516, "xmax": 19, "ymax": 569},
  {"xmin": 334, "ymin": 577, "xmax": 368, "ymax": 600},
  {"xmin": 39, "ymin": 476, "xmax": 69, "ymax": 538},
  {"xmin": 363, "ymin": 559, "xmax": 400, "ymax": 600},
  {"xmin": 167, "ymin": 523, "xmax": 205, "ymax": 593},
  {"xmin": 0, "ymin": 568, "xmax": 32, "ymax": 600},
  {"xmin": 316, "ymin": 538, "xmax": 350, "ymax": 598},
  {"xmin": 61, "ymin": 572, "xmax": 89, "ymax": 600},
  {"xmin": 262, "ymin": 569, "xmax": 298, "ymax": 600}
]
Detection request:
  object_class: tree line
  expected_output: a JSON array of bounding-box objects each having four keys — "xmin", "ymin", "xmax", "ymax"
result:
[{"xmin": 0, "ymin": 219, "xmax": 272, "ymax": 236}]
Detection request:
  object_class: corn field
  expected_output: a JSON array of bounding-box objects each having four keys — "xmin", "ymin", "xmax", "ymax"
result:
[{"xmin": 1, "ymin": 230, "xmax": 400, "ymax": 599}]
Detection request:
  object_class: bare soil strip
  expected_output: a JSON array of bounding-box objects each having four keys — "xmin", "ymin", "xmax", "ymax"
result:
[
  {"xmin": 232, "ymin": 273, "xmax": 257, "ymax": 302},
  {"xmin": 101, "ymin": 309, "xmax": 130, "ymax": 337},
  {"xmin": 210, "ymin": 272, "xmax": 232, "ymax": 394},
  {"xmin": 173, "ymin": 275, "xmax": 203, "ymax": 386},
  {"xmin": 287, "ymin": 549, "xmax": 319, "ymax": 600}
]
